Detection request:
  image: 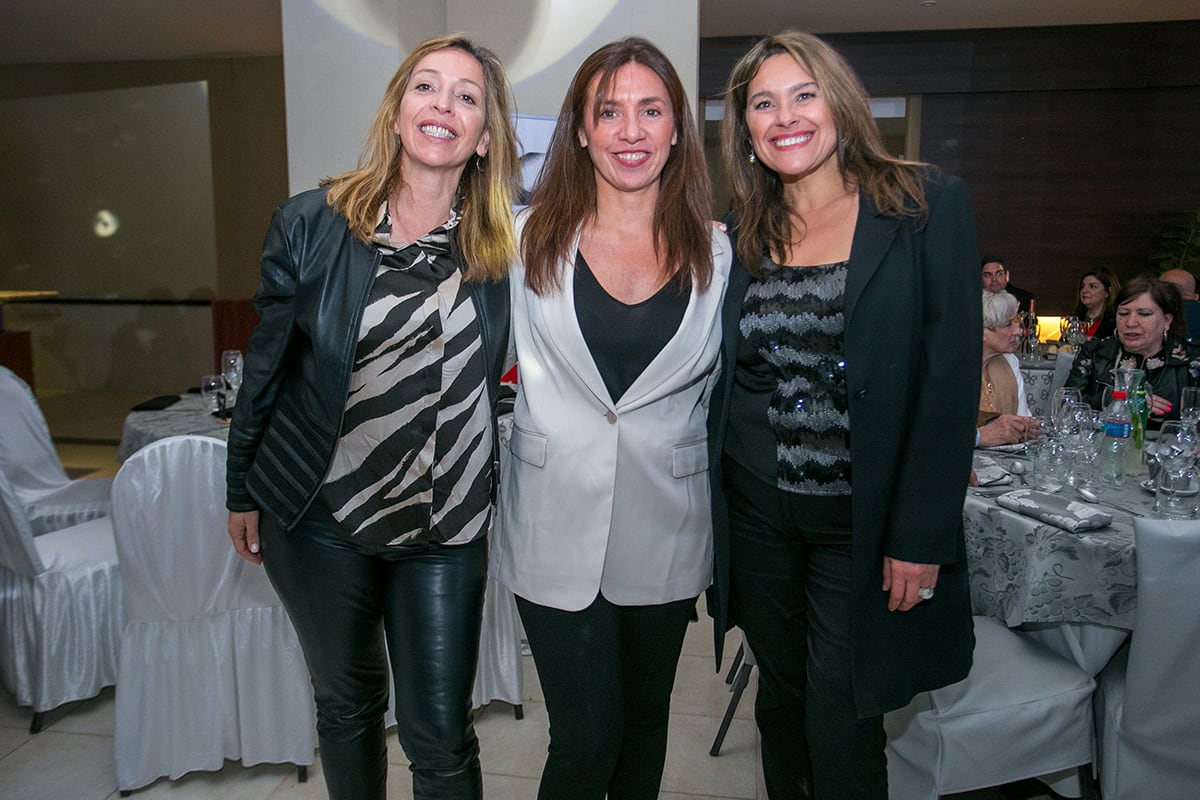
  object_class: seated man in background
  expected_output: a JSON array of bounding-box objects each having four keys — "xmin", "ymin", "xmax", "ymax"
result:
[
  {"xmin": 1160, "ymin": 268, "xmax": 1200, "ymax": 341},
  {"xmin": 982, "ymin": 255, "xmax": 1034, "ymax": 313}
]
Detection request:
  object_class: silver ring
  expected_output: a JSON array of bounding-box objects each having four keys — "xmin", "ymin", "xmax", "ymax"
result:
[{"xmin": 917, "ymin": 586, "xmax": 935, "ymax": 601}]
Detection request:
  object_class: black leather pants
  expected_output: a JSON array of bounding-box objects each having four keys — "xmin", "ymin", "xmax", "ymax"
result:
[{"xmin": 260, "ymin": 502, "xmax": 486, "ymax": 800}]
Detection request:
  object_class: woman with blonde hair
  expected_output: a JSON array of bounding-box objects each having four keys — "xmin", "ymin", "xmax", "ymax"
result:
[
  {"xmin": 492, "ymin": 36, "xmax": 730, "ymax": 799},
  {"xmin": 709, "ymin": 30, "xmax": 980, "ymax": 798},
  {"xmin": 226, "ymin": 34, "xmax": 518, "ymax": 800}
]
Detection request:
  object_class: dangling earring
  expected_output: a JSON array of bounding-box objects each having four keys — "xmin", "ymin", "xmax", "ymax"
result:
[
  {"xmin": 475, "ymin": 154, "xmax": 486, "ymax": 172},
  {"xmin": 748, "ymin": 150, "xmax": 757, "ymax": 164}
]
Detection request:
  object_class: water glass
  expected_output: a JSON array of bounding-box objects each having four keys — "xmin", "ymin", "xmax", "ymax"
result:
[
  {"xmin": 1033, "ymin": 437, "xmax": 1069, "ymax": 493},
  {"xmin": 1181, "ymin": 387, "xmax": 1200, "ymax": 428},
  {"xmin": 1155, "ymin": 467, "xmax": 1200, "ymax": 519},
  {"xmin": 221, "ymin": 349, "xmax": 244, "ymax": 404},
  {"xmin": 200, "ymin": 373, "xmax": 225, "ymax": 414}
]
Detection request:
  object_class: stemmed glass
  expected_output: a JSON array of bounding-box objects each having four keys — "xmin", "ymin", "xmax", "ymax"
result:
[
  {"xmin": 1180, "ymin": 387, "xmax": 1200, "ymax": 430},
  {"xmin": 1050, "ymin": 387, "xmax": 1083, "ymax": 438},
  {"xmin": 200, "ymin": 374, "xmax": 225, "ymax": 415},
  {"xmin": 1151, "ymin": 421, "xmax": 1200, "ymax": 518},
  {"xmin": 221, "ymin": 349, "xmax": 244, "ymax": 406}
]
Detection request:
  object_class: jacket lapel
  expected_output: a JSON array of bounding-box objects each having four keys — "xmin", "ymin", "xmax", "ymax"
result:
[
  {"xmin": 618, "ymin": 236, "xmax": 729, "ymax": 411},
  {"xmin": 535, "ymin": 233, "xmax": 615, "ymax": 409},
  {"xmin": 844, "ymin": 191, "xmax": 901, "ymax": 329}
]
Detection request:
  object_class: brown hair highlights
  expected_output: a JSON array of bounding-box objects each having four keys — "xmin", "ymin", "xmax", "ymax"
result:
[
  {"xmin": 520, "ymin": 37, "xmax": 712, "ymax": 296},
  {"xmin": 720, "ymin": 30, "xmax": 927, "ymax": 273}
]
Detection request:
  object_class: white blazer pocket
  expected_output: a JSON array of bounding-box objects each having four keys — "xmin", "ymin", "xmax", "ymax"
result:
[
  {"xmin": 510, "ymin": 425, "xmax": 548, "ymax": 468},
  {"xmin": 671, "ymin": 440, "xmax": 709, "ymax": 478}
]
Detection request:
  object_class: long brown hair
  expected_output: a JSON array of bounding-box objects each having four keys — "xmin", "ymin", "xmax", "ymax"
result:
[
  {"xmin": 521, "ymin": 37, "xmax": 712, "ymax": 296},
  {"xmin": 720, "ymin": 30, "xmax": 927, "ymax": 274},
  {"xmin": 322, "ymin": 34, "xmax": 519, "ymax": 281}
]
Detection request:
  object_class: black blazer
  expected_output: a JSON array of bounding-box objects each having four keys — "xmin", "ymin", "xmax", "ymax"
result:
[{"xmin": 707, "ymin": 169, "xmax": 981, "ymax": 717}]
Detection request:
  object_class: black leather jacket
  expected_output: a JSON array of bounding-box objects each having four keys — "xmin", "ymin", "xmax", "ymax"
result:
[
  {"xmin": 1064, "ymin": 333, "xmax": 1200, "ymax": 421},
  {"xmin": 226, "ymin": 188, "xmax": 511, "ymax": 529}
]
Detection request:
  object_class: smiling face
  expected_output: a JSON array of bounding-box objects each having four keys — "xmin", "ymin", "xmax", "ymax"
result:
[
  {"xmin": 743, "ymin": 53, "xmax": 840, "ymax": 182},
  {"xmin": 393, "ymin": 48, "xmax": 490, "ymax": 178},
  {"xmin": 982, "ymin": 262, "xmax": 1008, "ymax": 293},
  {"xmin": 578, "ymin": 61, "xmax": 677, "ymax": 199},
  {"xmin": 1078, "ymin": 274, "xmax": 1109, "ymax": 314},
  {"xmin": 1116, "ymin": 292, "xmax": 1173, "ymax": 356}
]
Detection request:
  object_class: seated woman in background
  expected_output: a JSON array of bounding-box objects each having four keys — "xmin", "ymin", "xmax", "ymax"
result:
[
  {"xmin": 1065, "ymin": 276, "xmax": 1200, "ymax": 422},
  {"xmin": 979, "ymin": 290, "xmax": 1040, "ymax": 447},
  {"xmin": 1073, "ymin": 268, "xmax": 1120, "ymax": 339}
]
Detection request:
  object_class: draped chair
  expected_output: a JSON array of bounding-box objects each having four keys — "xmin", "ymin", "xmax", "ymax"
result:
[
  {"xmin": 110, "ymin": 436, "xmax": 315, "ymax": 794},
  {"xmin": 0, "ymin": 469, "xmax": 121, "ymax": 734},
  {"xmin": 0, "ymin": 366, "xmax": 112, "ymax": 535},
  {"xmin": 884, "ymin": 615, "xmax": 1099, "ymax": 799},
  {"xmin": 1095, "ymin": 517, "xmax": 1200, "ymax": 800}
]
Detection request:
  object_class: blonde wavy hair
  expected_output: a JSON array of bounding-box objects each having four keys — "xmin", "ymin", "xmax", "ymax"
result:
[{"xmin": 323, "ymin": 34, "xmax": 519, "ymax": 281}]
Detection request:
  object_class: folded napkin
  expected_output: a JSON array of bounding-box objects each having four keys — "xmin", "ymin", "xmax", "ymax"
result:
[
  {"xmin": 130, "ymin": 395, "xmax": 181, "ymax": 411},
  {"xmin": 973, "ymin": 454, "xmax": 1013, "ymax": 487},
  {"xmin": 978, "ymin": 443, "xmax": 1027, "ymax": 453},
  {"xmin": 995, "ymin": 489, "xmax": 1112, "ymax": 532}
]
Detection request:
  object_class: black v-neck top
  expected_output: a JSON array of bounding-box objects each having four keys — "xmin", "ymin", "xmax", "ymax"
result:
[{"xmin": 573, "ymin": 250, "xmax": 688, "ymax": 403}]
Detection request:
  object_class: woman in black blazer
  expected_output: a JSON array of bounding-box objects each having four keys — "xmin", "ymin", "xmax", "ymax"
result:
[{"xmin": 708, "ymin": 31, "xmax": 980, "ymax": 799}]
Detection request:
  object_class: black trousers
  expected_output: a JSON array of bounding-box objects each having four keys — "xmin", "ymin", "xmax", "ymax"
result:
[
  {"xmin": 725, "ymin": 459, "xmax": 887, "ymax": 800},
  {"xmin": 260, "ymin": 501, "xmax": 487, "ymax": 800},
  {"xmin": 517, "ymin": 593, "xmax": 695, "ymax": 800}
]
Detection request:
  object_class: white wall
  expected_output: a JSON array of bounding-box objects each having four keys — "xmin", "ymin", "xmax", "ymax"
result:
[{"xmin": 281, "ymin": 0, "xmax": 700, "ymax": 190}]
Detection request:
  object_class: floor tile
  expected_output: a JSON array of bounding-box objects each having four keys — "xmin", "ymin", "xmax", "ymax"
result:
[
  {"xmin": 661, "ymin": 712, "xmax": 758, "ymax": 799},
  {"xmin": 672, "ymin": 653, "xmax": 754, "ymax": 720},
  {"xmin": 42, "ymin": 686, "xmax": 116, "ymax": 735},
  {"xmin": 0, "ymin": 729, "xmax": 116, "ymax": 800},
  {"xmin": 124, "ymin": 761, "xmax": 296, "ymax": 800},
  {"xmin": 475, "ymin": 699, "xmax": 549, "ymax": 780}
]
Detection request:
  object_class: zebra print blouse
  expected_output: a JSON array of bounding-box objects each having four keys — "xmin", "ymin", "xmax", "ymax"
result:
[{"xmin": 317, "ymin": 206, "xmax": 493, "ymax": 547}]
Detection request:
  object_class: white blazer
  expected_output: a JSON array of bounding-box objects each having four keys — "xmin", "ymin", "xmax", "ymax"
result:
[{"xmin": 491, "ymin": 220, "xmax": 732, "ymax": 610}]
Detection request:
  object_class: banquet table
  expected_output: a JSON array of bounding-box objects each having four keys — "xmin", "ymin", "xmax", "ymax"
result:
[
  {"xmin": 117, "ymin": 393, "xmax": 230, "ymax": 461},
  {"xmin": 963, "ymin": 450, "xmax": 1145, "ymax": 674},
  {"xmin": 964, "ymin": 451, "xmax": 1141, "ymax": 630}
]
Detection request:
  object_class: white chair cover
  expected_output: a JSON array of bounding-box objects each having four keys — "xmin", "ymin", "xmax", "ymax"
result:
[
  {"xmin": 471, "ymin": 576, "xmax": 524, "ymax": 709},
  {"xmin": 111, "ymin": 435, "xmax": 316, "ymax": 792},
  {"xmin": 1096, "ymin": 517, "xmax": 1200, "ymax": 800},
  {"xmin": 0, "ymin": 366, "xmax": 112, "ymax": 534},
  {"xmin": 0, "ymin": 470, "xmax": 122, "ymax": 714},
  {"xmin": 884, "ymin": 615, "xmax": 1096, "ymax": 798}
]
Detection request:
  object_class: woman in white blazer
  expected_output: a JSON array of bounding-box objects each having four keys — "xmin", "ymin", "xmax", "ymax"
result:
[{"xmin": 490, "ymin": 38, "xmax": 731, "ymax": 800}]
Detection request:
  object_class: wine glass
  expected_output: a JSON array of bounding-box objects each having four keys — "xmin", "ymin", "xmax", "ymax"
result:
[
  {"xmin": 1050, "ymin": 387, "xmax": 1083, "ymax": 437},
  {"xmin": 200, "ymin": 374, "xmax": 225, "ymax": 415},
  {"xmin": 221, "ymin": 349, "xmax": 244, "ymax": 405}
]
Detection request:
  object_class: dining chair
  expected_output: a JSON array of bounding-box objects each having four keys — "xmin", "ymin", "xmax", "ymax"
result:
[
  {"xmin": 1094, "ymin": 517, "xmax": 1200, "ymax": 800},
  {"xmin": 710, "ymin": 633, "xmax": 754, "ymax": 757},
  {"xmin": 0, "ymin": 366, "xmax": 112, "ymax": 535},
  {"xmin": 0, "ymin": 469, "xmax": 122, "ymax": 734},
  {"xmin": 110, "ymin": 435, "xmax": 315, "ymax": 795},
  {"xmin": 884, "ymin": 615, "xmax": 1099, "ymax": 799}
]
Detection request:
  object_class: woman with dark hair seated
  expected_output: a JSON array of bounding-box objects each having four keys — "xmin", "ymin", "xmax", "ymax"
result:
[
  {"xmin": 1073, "ymin": 267, "xmax": 1120, "ymax": 340},
  {"xmin": 1065, "ymin": 276, "xmax": 1200, "ymax": 422}
]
